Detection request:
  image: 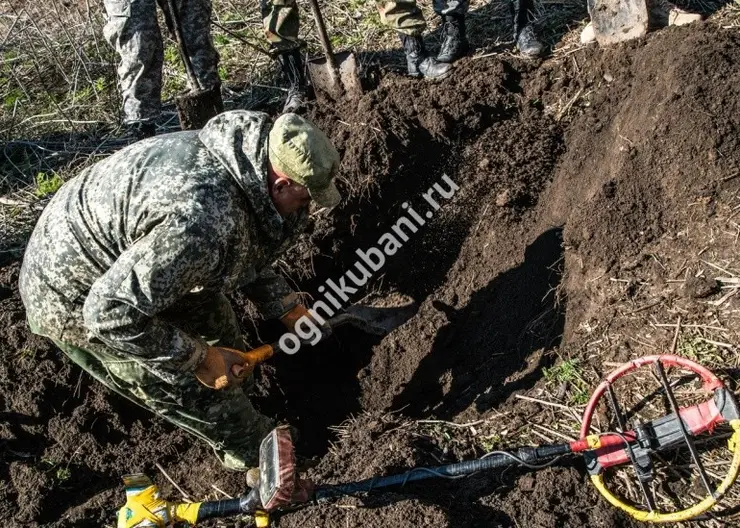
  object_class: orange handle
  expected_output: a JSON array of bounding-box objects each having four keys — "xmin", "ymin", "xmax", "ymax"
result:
[{"xmin": 231, "ymin": 344, "xmax": 275, "ymax": 378}]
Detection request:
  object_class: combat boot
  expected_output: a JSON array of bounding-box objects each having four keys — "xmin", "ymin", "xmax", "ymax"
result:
[
  {"xmin": 516, "ymin": 25, "xmax": 544, "ymax": 58},
  {"xmin": 125, "ymin": 121, "xmax": 156, "ymax": 141},
  {"xmin": 399, "ymin": 34, "xmax": 452, "ymax": 80},
  {"xmin": 278, "ymin": 49, "xmax": 309, "ymax": 114},
  {"xmin": 437, "ymin": 14, "xmax": 469, "ymax": 63}
]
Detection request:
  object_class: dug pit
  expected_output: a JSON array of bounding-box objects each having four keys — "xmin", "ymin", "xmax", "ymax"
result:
[{"xmin": 1, "ymin": 24, "xmax": 739, "ymax": 528}]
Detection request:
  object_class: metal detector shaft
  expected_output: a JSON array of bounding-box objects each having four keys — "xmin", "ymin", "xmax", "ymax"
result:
[{"xmin": 314, "ymin": 444, "xmax": 572, "ymax": 501}]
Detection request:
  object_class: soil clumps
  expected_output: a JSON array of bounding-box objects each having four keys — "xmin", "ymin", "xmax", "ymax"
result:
[{"xmin": 1, "ymin": 24, "xmax": 739, "ymax": 527}]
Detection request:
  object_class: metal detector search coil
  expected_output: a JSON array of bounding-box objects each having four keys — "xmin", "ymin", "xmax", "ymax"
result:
[
  {"xmin": 576, "ymin": 354, "xmax": 740, "ymax": 523},
  {"xmin": 309, "ymin": 354, "xmax": 740, "ymax": 523}
]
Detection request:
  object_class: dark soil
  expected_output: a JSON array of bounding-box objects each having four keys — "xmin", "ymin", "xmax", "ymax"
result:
[{"xmin": 2, "ymin": 23, "xmax": 739, "ymax": 528}]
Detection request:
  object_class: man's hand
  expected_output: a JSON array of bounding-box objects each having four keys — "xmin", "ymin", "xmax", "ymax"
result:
[
  {"xmin": 280, "ymin": 304, "xmax": 332, "ymax": 343},
  {"xmin": 195, "ymin": 346, "xmax": 255, "ymax": 390}
]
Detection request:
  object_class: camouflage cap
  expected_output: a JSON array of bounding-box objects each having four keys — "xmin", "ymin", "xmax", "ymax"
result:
[{"xmin": 268, "ymin": 113, "xmax": 341, "ymax": 209}]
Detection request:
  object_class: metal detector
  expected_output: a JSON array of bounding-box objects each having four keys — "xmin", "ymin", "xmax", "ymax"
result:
[{"xmin": 117, "ymin": 355, "xmax": 740, "ymax": 526}]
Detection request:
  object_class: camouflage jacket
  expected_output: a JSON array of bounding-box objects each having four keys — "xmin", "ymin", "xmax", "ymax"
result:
[{"xmin": 19, "ymin": 111, "xmax": 307, "ymax": 383}]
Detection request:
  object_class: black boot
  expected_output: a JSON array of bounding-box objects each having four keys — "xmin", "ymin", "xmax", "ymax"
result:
[
  {"xmin": 399, "ymin": 34, "xmax": 452, "ymax": 80},
  {"xmin": 437, "ymin": 14, "xmax": 469, "ymax": 63},
  {"xmin": 512, "ymin": 0, "xmax": 544, "ymax": 58},
  {"xmin": 125, "ymin": 121, "xmax": 156, "ymax": 141},
  {"xmin": 278, "ymin": 49, "xmax": 309, "ymax": 114}
]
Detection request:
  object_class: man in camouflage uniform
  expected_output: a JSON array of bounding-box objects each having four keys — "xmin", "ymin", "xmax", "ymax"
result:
[
  {"xmin": 375, "ymin": 0, "xmax": 544, "ymax": 80},
  {"xmin": 19, "ymin": 111, "xmax": 340, "ymax": 470}
]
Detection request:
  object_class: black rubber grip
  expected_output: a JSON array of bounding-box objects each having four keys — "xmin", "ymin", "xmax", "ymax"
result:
[
  {"xmin": 196, "ymin": 499, "xmax": 244, "ymax": 520},
  {"xmin": 196, "ymin": 489, "xmax": 262, "ymax": 521},
  {"xmin": 534, "ymin": 444, "xmax": 572, "ymax": 459}
]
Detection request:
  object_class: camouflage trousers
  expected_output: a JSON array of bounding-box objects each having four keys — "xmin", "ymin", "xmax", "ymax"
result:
[
  {"xmin": 29, "ymin": 293, "xmax": 274, "ymax": 470},
  {"xmin": 261, "ymin": 0, "xmax": 469, "ymax": 49},
  {"xmin": 261, "ymin": 0, "xmax": 301, "ymax": 52},
  {"xmin": 377, "ymin": 0, "xmax": 469, "ymax": 36},
  {"xmin": 103, "ymin": 0, "xmax": 220, "ymax": 124}
]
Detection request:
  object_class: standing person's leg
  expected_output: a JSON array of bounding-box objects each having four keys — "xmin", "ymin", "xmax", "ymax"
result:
[
  {"xmin": 103, "ymin": 0, "xmax": 162, "ymax": 139},
  {"xmin": 513, "ymin": 0, "xmax": 544, "ymax": 57},
  {"xmin": 376, "ymin": 1, "xmax": 451, "ymax": 79},
  {"xmin": 435, "ymin": 0, "xmax": 469, "ymax": 63},
  {"xmin": 172, "ymin": 0, "xmax": 223, "ymax": 111},
  {"xmin": 376, "ymin": 0, "xmax": 427, "ymax": 34},
  {"xmin": 261, "ymin": 0, "xmax": 308, "ymax": 113},
  {"xmin": 261, "ymin": 0, "xmax": 300, "ymax": 50}
]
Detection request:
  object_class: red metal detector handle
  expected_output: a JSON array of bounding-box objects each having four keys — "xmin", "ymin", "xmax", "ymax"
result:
[{"xmin": 571, "ymin": 397, "xmax": 728, "ymax": 469}]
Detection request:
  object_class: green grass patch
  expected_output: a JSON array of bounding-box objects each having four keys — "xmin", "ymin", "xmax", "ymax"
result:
[
  {"xmin": 679, "ymin": 334, "xmax": 724, "ymax": 367},
  {"xmin": 41, "ymin": 458, "xmax": 73, "ymax": 484},
  {"xmin": 55, "ymin": 466, "xmax": 72, "ymax": 482},
  {"xmin": 34, "ymin": 172, "xmax": 64, "ymax": 197},
  {"xmin": 478, "ymin": 433, "xmax": 502, "ymax": 453},
  {"xmin": 543, "ymin": 357, "xmax": 590, "ymax": 405},
  {"xmin": 4, "ymin": 88, "xmax": 25, "ymax": 110}
]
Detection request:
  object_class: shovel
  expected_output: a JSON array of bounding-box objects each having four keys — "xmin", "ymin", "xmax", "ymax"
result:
[
  {"xmin": 305, "ymin": 0, "xmax": 362, "ymax": 100},
  {"xmin": 217, "ymin": 299, "xmax": 417, "ymax": 386},
  {"xmin": 164, "ymin": 0, "xmax": 223, "ymax": 130},
  {"xmin": 587, "ymin": 0, "xmax": 648, "ymax": 45}
]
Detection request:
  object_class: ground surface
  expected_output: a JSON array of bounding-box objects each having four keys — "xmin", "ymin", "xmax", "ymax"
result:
[{"xmin": 2, "ymin": 21, "xmax": 740, "ymax": 528}]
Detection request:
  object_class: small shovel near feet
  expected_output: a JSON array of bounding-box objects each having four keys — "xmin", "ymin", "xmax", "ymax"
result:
[{"xmin": 305, "ymin": 0, "xmax": 362, "ymax": 100}]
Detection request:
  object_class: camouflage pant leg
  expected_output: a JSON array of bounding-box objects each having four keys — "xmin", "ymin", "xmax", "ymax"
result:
[
  {"xmin": 432, "ymin": 0, "xmax": 468, "ymax": 17},
  {"xmin": 376, "ymin": 1, "xmax": 427, "ymax": 36},
  {"xmin": 170, "ymin": 0, "xmax": 220, "ymax": 91},
  {"xmin": 260, "ymin": 0, "xmax": 301, "ymax": 52},
  {"xmin": 103, "ymin": 0, "xmax": 163, "ymax": 124},
  {"xmin": 29, "ymin": 296, "xmax": 274, "ymax": 470}
]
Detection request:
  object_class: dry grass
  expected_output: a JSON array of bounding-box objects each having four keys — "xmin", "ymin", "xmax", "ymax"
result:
[{"xmin": 2, "ymin": 0, "xmax": 735, "ymax": 198}]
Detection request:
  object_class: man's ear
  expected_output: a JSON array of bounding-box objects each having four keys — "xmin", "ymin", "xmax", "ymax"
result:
[{"xmin": 273, "ymin": 176, "xmax": 291, "ymax": 194}]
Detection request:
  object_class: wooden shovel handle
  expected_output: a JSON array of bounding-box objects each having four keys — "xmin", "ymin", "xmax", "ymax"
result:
[
  {"xmin": 306, "ymin": 0, "xmax": 339, "ymax": 72},
  {"xmin": 231, "ymin": 344, "xmax": 275, "ymax": 379}
]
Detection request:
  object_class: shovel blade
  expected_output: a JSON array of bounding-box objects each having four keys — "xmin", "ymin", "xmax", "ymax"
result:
[
  {"xmin": 330, "ymin": 297, "xmax": 418, "ymax": 336},
  {"xmin": 307, "ymin": 51, "xmax": 362, "ymax": 100},
  {"xmin": 588, "ymin": 0, "xmax": 648, "ymax": 45},
  {"xmin": 175, "ymin": 84, "xmax": 224, "ymax": 130}
]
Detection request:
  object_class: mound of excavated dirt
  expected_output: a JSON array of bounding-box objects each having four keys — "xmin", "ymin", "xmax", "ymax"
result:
[
  {"xmin": 539, "ymin": 27, "xmax": 740, "ymax": 340},
  {"xmin": 1, "ymin": 23, "xmax": 739, "ymax": 528}
]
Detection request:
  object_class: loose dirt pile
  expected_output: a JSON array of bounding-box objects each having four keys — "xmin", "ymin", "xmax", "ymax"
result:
[{"xmin": 1, "ymin": 23, "xmax": 739, "ymax": 527}]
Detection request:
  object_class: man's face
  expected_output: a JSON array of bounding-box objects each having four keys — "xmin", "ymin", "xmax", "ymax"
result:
[{"xmin": 270, "ymin": 175, "xmax": 312, "ymax": 216}]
